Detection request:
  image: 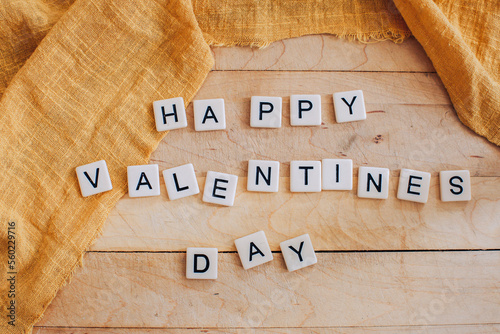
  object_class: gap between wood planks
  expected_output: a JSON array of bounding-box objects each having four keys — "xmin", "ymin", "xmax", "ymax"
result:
[
  {"xmin": 86, "ymin": 249, "xmax": 500, "ymax": 253},
  {"xmin": 211, "ymin": 70, "xmax": 438, "ymax": 73},
  {"xmin": 32, "ymin": 323, "xmax": 500, "ymax": 329}
]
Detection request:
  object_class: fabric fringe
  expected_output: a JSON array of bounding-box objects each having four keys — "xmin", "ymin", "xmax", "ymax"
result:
[{"xmin": 205, "ymin": 30, "xmax": 412, "ymax": 49}]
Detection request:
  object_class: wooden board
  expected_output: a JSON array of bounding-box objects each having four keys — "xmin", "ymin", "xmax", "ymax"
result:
[
  {"xmin": 92, "ymin": 177, "xmax": 500, "ymax": 251},
  {"xmin": 36, "ymin": 35, "xmax": 500, "ymax": 332},
  {"xmin": 33, "ymin": 326, "xmax": 500, "ymax": 334},
  {"xmin": 38, "ymin": 252, "xmax": 500, "ymax": 328},
  {"xmin": 211, "ymin": 36, "xmax": 435, "ymax": 72}
]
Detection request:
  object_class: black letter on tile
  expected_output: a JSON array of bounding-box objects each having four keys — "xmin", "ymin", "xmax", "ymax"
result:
[
  {"xmin": 173, "ymin": 173, "xmax": 189, "ymax": 192},
  {"xmin": 84, "ymin": 168, "xmax": 100, "ymax": 188},
  {"xmin": 367, "ymin": 173, "xmax": 382, "ymax": 192},
  {"xmin": 407, "ymin": 175, "xmax": 422, "ymax": 195},
  {"xmin": 299, "ymin": 166, "xmax": 314, "ymax": 185},
  {"xmin": 288, "ymin": 241, "xmax": 305, "ymax": 262},
  {"xmin": 341, "ymin": 96, "xmax": 357, "ymax": 115},
  {"xmin": 449, "ymin": 176, "xmax": 464, "ymax": 195},
  {"xmin": 249, "ymin": 242, "xmax": 265, "ymax": 261},
  {"xmin": 335, "ymin": 164, "xmax": 340, "ymax": 183},
  {"xmin": 194, "ymin": 254, "xmax": 210, "ymax": 273},
  {"xmin": 202, "ymin": 106, "xmax": 218, "ymax": 124},
  {"xmin": 259, "ymin": 102, "xmax": 274, "ymax": 120},
  {"xmin": 256, "ymin": 166, "xmax": 272, "ymax": 186},
  {"xmin": 161, "ymin": 105, "xmax": 178, "ymax": 124},
  {"xmin": 136, "ymin": 172, "xmax": 152, "ymax": 190},
  {"xmin": 212, "ymin": 178, "xmax": 228, "ymax": 199},
  {"xmin": 298, "ymin": 100, "xmax": 313, "ymax": 119}
]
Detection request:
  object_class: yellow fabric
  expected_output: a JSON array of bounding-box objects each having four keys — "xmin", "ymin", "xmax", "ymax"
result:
[
  {"xmin": 393, "ymin": 0, "xmax": 500, "ymax": 146},
  {"xmin": 0, "ymin": 0, "xmax": 497, "ymax": 333}
]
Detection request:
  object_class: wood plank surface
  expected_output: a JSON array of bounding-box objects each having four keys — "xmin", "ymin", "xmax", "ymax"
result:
[
  {"xmin": 212, "ymin": 36, "xmax": 435, "ymax": 72},
  {"xmin": 35, "ymin": 35, "xmax": 500, "ymax": 333},
  {"xmin": 38, "ymin": 252, "xmax": 500, "ymax": 328},
  {"xmin": 33, "ymin": 325, "xmax": 500, "ymax": 333},
  {"xmin": 91, "ymin": 176, "xmax": 500, "ymax": 251},
  {"xmin": 149, "ymin": 71, "xmax": 499, "ymax": 178}
]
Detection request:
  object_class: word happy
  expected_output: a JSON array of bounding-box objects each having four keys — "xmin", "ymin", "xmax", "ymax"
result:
[{"xmin": 75, "ymin": 91, "xmax": 473, "ymax": 277}]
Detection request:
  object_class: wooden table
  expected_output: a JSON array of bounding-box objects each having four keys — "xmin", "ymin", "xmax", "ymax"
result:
[{"xmin": 35, "ymin": 35, "xmax": 500, "ymax": 333}]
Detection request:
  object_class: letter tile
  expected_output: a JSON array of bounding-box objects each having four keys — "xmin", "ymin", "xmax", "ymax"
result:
[
  {"xmin": 357, "ymin": 166, "xmax": 390, "ymax": 199},
  {"xmin": 290, "ymin": 94, "xmax": 322, "ymax": 126},
  {"xmin": 280, "ymin": 234, "xmax": 317, "ymax": 272},
  {"xmin": 397, "ymin": 168, "xmax": 431, "ymax": 203},
  {"xmin": 203, "ymin": 171, "xmax": 238, "ymax": 206},
  {"xmin": 76, "ymin": 160, "xmax": 113, "ymax": 197},
  {"xmin": 250, "ymin": 96, "xmax": 282, "ymax": 128},
  {"xmin": 163, "ymin": 163, "xmax": 199, "ymax": 201},
  {"xmin": 247, "ymin": 160, "xmax": 280, "ymax": 192},
  {"xmin": 127, "ymin": 164, "xmax": 160, "ymax": 198},
  {"xmin": 333, "ymin": 90, "xmax": 366, "ymax": 123},
  {"xmin": 193, "ymin": 98, "xmax": 226, "ymax": 131},
  {"xmin": 153, "ymin": 97, "xmax": 187, "ymax": 131},
  {"xmin": 322, "ymin": 159, "xmax": 353, "ymax": 190},
  {"xmin": 439, "ymin": 170, "xmax": 471, "ymax": 202},
  {"xmin": 186, "ymin": 247, "xmax": 218, "ymax": 279},
  {"xmin": 290, "ymin": 160, "xmax": 321, "ymax": 192},
  {"xmin": 235, "ymin": 231, "xmax": 273, "ymax": 270}
]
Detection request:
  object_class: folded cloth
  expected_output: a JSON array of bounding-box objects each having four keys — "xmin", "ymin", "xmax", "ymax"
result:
[
  {"xmin": 0, "ymin": 0, "xmax": 498, "ymax": 333},
  {"xmin": 394, "ymin": 0, "xmax": 500, "ymax": 146}
]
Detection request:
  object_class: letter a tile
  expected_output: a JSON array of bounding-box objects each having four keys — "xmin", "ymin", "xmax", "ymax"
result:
[
  {"xmin": 235, "ymin": 231, "xmax": 273, "ymax": 270},
  {"xmin": 194, "ymin": 98, "xmax": 226, "ymax": 131},
  {"xmin": 127, "ymin": 164, "xmax": 161, "ymax": 198}
]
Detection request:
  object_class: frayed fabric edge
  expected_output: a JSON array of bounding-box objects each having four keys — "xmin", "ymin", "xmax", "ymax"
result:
[{"xmin": 205, "ymin": 29, "xmax": 412, "ymax": 49}]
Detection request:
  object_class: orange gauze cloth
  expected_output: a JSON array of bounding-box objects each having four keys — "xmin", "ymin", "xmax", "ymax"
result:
[
  {"xmin": 394, "ymin": 0, "xmax": 500, "ymax": 146},
  {"xmin": 0, "ymin": 0, "xmax": 499, "ymax": 333},
  {"xmin": 0, "ymin": 0, "xmax": 213, "ymax": 332}
]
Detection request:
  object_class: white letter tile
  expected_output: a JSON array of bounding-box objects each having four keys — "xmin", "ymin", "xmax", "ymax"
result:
[
  {"xmin": 322, "ymin": 159, "xmax": 353, "ymax": 190},
  {"xmin": 127, "ymin": 164, "xmax": 160, "ymax": 198},
  {"xmin": 440, "ymin": 170, "xmax": 471, "ymax": 202},
  {"xmin": 76, "ymin": 160, "xmax": 113, "ymax": 197},
  {"xmin": 397, "ymin": 168, "xmax": 431, "ymax": 203},
  {"xmin": 186, "ymin": 247, "xmax": 218, "ymax": 279},
  {"xmin": 203, "ymin": 171, "xmax": 238, "ymax": 206},
  {"xmin": 247, "ymin": 160, "xmax": 280, "ymax": 192},
  {"xmin": 333, "ymin": 90, "xmax": 366, "ymax": 123},
  {"xmin": 250, "ymin": 96, "xmax": 282, "ymax": 128},
  {"xmin": 357, "ymin": 166, "xmax": 390, "ymax": 199},
  {"xmin": 290, "ymin": 160, "xmax": 321, "ymax": 192},
  {"xmin": 280, "ymin": 234, "xmax": 317, "ymax": 272},
  {"xmin": 235, "ymin": 231, "xmax": 273, "ymax": 270},
  {"xmin": 163, "ymin": 163, "xmax": 199, "ymax": 201},
  {"xmin": 193, "ymin": 98, "xmax": 226, "ymax": 131},
  {"xmin": 153, "ymin": 97, "xmax": 187, "ymax": 131},
  {"xmin": 290, "ymin": 94, "xmax": 322, "ymax": 126}
]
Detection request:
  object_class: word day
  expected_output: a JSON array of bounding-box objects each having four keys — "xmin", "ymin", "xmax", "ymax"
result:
[{"xmin": 186, "ymin": 232, "xmax": 317, "ymax": 279}]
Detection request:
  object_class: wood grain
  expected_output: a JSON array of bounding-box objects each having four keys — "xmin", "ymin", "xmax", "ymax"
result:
[
  {"xmin": 91, "ymin": 177, "xmax": 500, "ymax": 252},
  {"xmin": 212, "ymin": 36, "xmax": 435, "ymax": 72},
  {"xmin": 38, "ymin": 252, "xmax": 500, "ymax": 328},
  {"xmin": 149, "ymin": 71, "xmax": 499, "ymax": 178},
  {"xmin": 33, "ymin": 325, "xmax": 500, "ymax": 333},
  {"xmin": 35, "ymin": 35, "xmax": 500, "ymax": 333}
]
